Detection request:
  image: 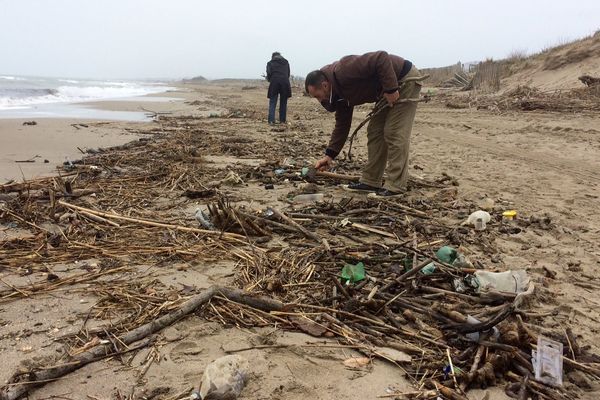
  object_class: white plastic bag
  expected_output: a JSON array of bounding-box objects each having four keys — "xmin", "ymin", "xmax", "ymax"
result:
[
  {"xmin": 474, "ymin": 270, "xmax": 530, "ymax": 294},
  {"xmin": 197, "ymin": 355, "xmax": 249, "ymax": 399}
]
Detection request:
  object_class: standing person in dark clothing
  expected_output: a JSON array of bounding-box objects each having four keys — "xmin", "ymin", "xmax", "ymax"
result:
[
  {"xmin": 266, "ymin": 52, "xmax": 292, "ymax": 124},
  {"xmin": 305, "ymin": 51, "xmax": 424, "ymax": 198}
]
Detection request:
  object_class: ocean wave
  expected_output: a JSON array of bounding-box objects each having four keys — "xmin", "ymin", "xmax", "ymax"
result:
[
  {"xmin": 0, "ymin": 81, "xmax": 172, "ymax": 110},
  {"xmin": 58, "ymin": 79, "xmax": 80, "ymax": 84},
  {"xmin": 0, "ymin": 75, "xmax": 26, "ymax": 81}
]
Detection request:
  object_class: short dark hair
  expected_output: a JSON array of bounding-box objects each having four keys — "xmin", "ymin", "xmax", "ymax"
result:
[
  {"xmin": 272, "ymin": 51, "xmax": 281, "ymax": 59},
  {"xmin": 305, "ymin": 70, "xmax": 328, "ymax": 93}
]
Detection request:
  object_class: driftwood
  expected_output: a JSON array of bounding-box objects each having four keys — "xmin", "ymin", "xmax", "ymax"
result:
[
  {"xmin": 207, "ymin": 198, "xmax": 272, "ymax": 238},
  {"xmin": 0, "ymin": 176, "xmax": 73, "ymax": 193},
  {"xmin": 0, "ymin": 286, "xmax": 284, "ymax": 400},
  {"xmin": 443, "ymin": 304, "xmax": 514, "ymax": 334},
  {"xmin": 57, "ymin": 200, "xmax": 246, "ymax": 241},
  {"xmin": 237, "ymin": 210, "xmax": 298, "ymax": 234},
  {"xmin": 304, "ymin": 168, "xmax": 360, "ymax": 183},
  {"xmin": 425, "ymin": 380, "xmax": 469, "ymax": 400},
  {"xmin": 271, "ymin": 208, "xmax": 322, "ymax": 243}
]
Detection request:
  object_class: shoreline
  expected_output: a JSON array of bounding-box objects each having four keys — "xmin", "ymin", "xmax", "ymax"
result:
[{"xmin": 0, "ymin": 86, "xmax": 212, "ymax": 183}]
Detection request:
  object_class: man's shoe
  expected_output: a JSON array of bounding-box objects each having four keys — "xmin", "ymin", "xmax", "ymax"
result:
[
  {"xmin": 368, "ymin": 189, "xmax": 404, "ymax": 198},
  {"xmin": 343, "ymin": 182, "xmax": 380, "ymax": 193}
]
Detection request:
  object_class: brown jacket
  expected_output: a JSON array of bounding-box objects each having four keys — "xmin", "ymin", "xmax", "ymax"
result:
[{"xmin": 319, "ymin": 51, "xmax": 412, "ymax": 158}]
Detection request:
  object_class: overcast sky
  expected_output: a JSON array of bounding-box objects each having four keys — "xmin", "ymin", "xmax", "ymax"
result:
[{"xmin": 1, "ymin": 0, "xmax": 599, "ymax": 80}]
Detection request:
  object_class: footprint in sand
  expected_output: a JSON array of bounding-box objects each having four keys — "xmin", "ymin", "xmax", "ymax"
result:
[{"xmin": 169, "ymin": 341, "xmax": 205, "ymax": 363}]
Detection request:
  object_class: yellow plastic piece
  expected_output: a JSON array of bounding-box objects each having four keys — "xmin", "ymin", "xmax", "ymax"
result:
[{"xmin": 502, "ymin": 210, "xmax": 517, "ymax": 220}]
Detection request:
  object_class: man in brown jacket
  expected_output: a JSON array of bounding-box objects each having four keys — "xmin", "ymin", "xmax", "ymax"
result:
[{"xmin": 305, "ymin": 51, "xmax": 422, "ymax": 197}]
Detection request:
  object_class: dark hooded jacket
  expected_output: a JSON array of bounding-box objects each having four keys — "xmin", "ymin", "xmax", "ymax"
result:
[{"xmin": 266, "ymin": 55, "xmax": 292, "ymax": 99}]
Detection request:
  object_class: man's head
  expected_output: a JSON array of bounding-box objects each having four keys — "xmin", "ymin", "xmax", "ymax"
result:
[
  {"xmin": 304, "ymin": 70, "xmax": 330, "ymax": 102},
  {"xmin": 271, "ymin": 51, "xmax": 281, "ymax": 59}
]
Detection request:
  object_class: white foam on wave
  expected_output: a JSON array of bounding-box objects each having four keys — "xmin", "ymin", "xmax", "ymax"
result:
[
  {"xmin": 0, "ymin": 82, "xmax": 174, "ymax": 110},
  {"xmin": 0, "ymin": 75, "xmax": 26, "ymax": 81},
  {"xmin": 58, "ymin": 79, "xmax": 80, "ymax": 84}
]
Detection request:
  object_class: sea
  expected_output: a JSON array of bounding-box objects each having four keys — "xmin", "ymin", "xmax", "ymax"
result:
[{"xmin": 0, "ymin": 75, "xmax": 175, "ymax": 120}]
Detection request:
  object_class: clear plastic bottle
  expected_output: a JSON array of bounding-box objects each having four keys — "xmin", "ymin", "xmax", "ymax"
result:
[{"xmin": 293, "ymin": 193, "xmax": 324, "ymax": 203}]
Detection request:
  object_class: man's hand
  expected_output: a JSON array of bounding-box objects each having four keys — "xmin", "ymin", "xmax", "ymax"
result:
[
  {"xmin": 384, "ymin": 90, "xmax": 400, "ymax": 106},
  {"xmin": 315, "ymin": 156, "xmax": 333, "ymax": 171}
]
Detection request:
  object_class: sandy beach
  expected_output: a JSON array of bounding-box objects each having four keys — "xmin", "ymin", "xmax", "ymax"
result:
[
  {"xmin": 2, "ymin": 34, "xmax": 600, "ymax": 400},
  {"xmin": 1, "ymin": 77, "xmax": 599, "ymax": 399},
  {"xmin": 3, "ymin": 1, "xmax": 600, "ymax": 399}
]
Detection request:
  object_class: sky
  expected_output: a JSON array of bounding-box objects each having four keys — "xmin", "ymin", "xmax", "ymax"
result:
[{"xmin": 1, "ymin": 0, "xmax": 599, "ymax": 80}]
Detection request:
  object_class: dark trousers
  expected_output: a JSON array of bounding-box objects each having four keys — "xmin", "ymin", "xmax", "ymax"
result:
[{"xmin": 268, "ymin": 95, "xmax": 287, "ymax": 123}]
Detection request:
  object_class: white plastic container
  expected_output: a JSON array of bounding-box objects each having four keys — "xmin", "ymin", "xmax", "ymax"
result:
[{"xmin": 467, "ymin": 210, "xmax": 491, "ymax": 231}]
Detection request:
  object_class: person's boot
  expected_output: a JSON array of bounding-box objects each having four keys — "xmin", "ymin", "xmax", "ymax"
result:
[
  {"xmin": 368, "ymin": 188, "xmax": 404, "ymax": 198},
  {"xmin": 343, "ymin": 182, "xmax": 380, "ymax": 193}
]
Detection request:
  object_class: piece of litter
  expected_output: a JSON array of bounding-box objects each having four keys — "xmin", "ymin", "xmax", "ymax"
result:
[
  {"xmin": 533, "ymin": 335, "xmax": 563, "ymax": 387},
  {"xmin": 343, "ymin": 357, "xmax": 370, "ymax": 368},
  {"xmin": 374, "ymin": 347, "xmax": 412, "ymax": 363}
]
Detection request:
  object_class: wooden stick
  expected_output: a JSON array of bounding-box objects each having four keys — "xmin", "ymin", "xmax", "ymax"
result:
[
  {"xmin": 236, "ymin": 210, "xmax": 297, "ymax": 233},
  {"xmin": 315, "ymin": 170, "xmax": 359, "ymax": 182},
  {"xmin": 419, "ymin": 286, "xmax": 493, "ymax": 304},
  {"xmin": 461, "ymin": 344, "xmax": 485, "ymax": 391},
  {"xmin": 428, "ymin": 380, "xmax": 469, "ymax": 400},
  {"xmin": 77, "ymin": 210, "xmax": 121, "ymax": 227},
  {"xmin": 271, "ymin": 208, "xmax": 321, "ymax": 243},
  {"xmin": 565, "ymin": 327, "xmax": 581, "ymax": 357},
  {"xmin": 444, "ymin": 305, "xmax": 514, "ymax": 334},
  {"xmin": 351, "ymin": 222, "xmax": 398, "ymax": 239},
  {"xmin": 57, "ymin": 200, "xmax": 246, "ymax": 241},
  {"xmin": 446, "ymin": 348, "xmax": 460, "ymax": 391},
  {"xmin": 396, "ymin": 259, "xmax": 433, "ymax": 282},
  {"xmin": 288, "ymin": 212, "xmax": 354, "ymax": 221}
]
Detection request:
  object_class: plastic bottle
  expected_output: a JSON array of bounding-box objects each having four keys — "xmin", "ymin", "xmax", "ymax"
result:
[
  {"xmin": 421, "ymin": 262, "xmax": 436, "ymax": 275},
  {"xmin": 436, "ymin": 246, "xmax": 458, "ymax": 264},
  {"xmin": 293, "ymin": 193, "xmax": 324, "ymax": 203}
]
